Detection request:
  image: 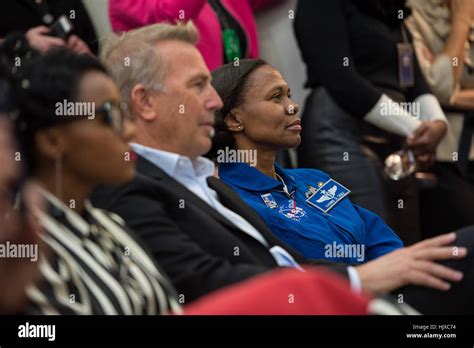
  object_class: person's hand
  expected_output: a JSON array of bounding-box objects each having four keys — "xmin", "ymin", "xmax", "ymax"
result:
[
  {"xmin": 415, "ymin": 152, "xmax": 436, "ymax": 171},
  {"xmin": 406, "ymin": 120, "xmax": 447, "ymax": 156},
  {"xmin": 355, "ymin": 232, "xmax": 467, "ymax": 294},
  {"xmin": 450, "ymin": 0, "xmax": 474, "ymax": 26},
  {"xmin": 24, "ymin": 26, "xmax": 66, "ymax": 53},
  {"xmin": 66, "ymin": 35, "xmax": 91, "ymax": 55}
]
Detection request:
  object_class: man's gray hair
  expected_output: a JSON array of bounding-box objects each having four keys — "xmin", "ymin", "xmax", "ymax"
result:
[{"xmin": 100, "ymin": 21, "xmax": 199, "ymax": 114}]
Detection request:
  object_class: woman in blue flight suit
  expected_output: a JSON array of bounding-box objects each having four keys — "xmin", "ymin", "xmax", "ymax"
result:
[{"xmin": 207, "ymin": 58, "xmax": 403, "ymax": 264}]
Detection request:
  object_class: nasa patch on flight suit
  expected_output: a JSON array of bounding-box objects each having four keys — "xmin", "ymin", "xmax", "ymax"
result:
[
  {"xmin": 261, "ymin": 193, "xmax": 278, "ymax": 209},
  {"xmin": 305, "ymin": 179, "xmax": 351, "ymax": 213}
]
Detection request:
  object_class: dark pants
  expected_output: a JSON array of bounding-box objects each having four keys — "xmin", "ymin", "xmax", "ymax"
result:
[
  {"xmin": 397, "ymin": 225, "xmax": 474, "ymax": 314},
  {"xmin": 419, "ymin": 162, "xmax": 474, "ymax": 238}
]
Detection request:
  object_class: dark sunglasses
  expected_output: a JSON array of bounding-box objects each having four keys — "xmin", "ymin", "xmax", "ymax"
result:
[{"xmin": 95, "ymin": 101, "xmax": 127, "ymax": 135}]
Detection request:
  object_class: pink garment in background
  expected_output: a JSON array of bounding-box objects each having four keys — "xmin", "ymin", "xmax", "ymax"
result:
[{"xmin": 109, "ymin": 0, "xmax": 281, "ymax": 70}]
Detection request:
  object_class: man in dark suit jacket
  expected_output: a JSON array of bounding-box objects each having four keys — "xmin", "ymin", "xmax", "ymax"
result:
[
  {"xmin": 93, "ymin": 155, "xmax": 312, "ymax": 301},
  {"xmin": 93, "ymin": 22, "xmax": 474, "ymax": 313}
]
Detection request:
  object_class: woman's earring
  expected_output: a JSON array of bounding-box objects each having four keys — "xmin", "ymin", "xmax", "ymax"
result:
[
  {"xmin": 55, "ymin": 155, "xmax": 64, "ymax": 199},
  {"xmin": 238, "ymin": 125, "xmax": 242, "ymax": 130}
]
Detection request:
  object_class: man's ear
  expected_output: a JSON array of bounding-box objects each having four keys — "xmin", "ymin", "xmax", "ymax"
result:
[
  {"xmin": 131, "ymin": 84, "xmax": 157, "ymax": 121},
  {"xmin": 224, "ymin": 111, "xmax": 244, "ymax": 132},
  {"xmin": 35, "ymin": 127, "xmax": 66, "ymax": 161}
]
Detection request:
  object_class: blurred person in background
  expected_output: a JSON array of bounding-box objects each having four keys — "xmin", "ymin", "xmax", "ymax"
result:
[
  {"xmin": 109, "ymin": 0, "xmax": 282, "ymax": 70},
  {"xmin": 405, "ymin": 0, "xmax": 474, "ymax": 236},
  {"xmin": 0, "ymin": 123, "xmax": 43, "ymax": 314},
  {"xmin": 294, "ymin": 0, "xmax": 449, "ymax": 243},
  {"xmin": 0, "ymin": 0, "xmax": 98, "ymax": 55},
  {"xmin": 0, "ymin": 61, "xmax": 43, "ymax": 314}
]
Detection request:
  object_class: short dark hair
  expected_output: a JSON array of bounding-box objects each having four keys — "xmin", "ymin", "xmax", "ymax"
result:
[
  {"xmin": 207, "ymin": 58, "xmax": 267, "ymax": 159},
  {"xmin": 12, "ymin": 49, "xmax": 108, "ymax": 171}
]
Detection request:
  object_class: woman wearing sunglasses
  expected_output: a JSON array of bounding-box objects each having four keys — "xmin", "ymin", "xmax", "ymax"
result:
[{"xmin": 13, "ymin": 49, "xmax": 182, "ymax": 314}]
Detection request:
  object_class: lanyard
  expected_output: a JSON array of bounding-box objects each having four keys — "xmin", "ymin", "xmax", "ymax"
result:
[
  {"xmin": 275, "ymin": 173, "xmax": 299, "ymax": 219},
  {"xmin": 397, "ymin": 23, "xmax": 415, "ymax": 88},
  {"xmin": 208, "ymin": 0, "xmax": 243, "ymax": 63},
  {"xmin": 275, "ymin": 173, "xmax": 290, "ymax": 196}
]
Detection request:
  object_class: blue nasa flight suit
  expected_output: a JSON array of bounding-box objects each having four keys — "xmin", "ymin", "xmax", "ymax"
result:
[{"xmin": 218, "ymin": 163, "xmax": 404, "ymax": 264}]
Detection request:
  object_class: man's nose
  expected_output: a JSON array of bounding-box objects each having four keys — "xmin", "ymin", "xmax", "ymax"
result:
[{"xmin": 206, "ymin": 85, "xmax": 224, "ymax": 111}]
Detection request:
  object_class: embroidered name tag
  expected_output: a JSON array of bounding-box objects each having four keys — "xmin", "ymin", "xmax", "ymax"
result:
[
  {"xmin": 261, "ymin": 193, "xmax": 278, "ymax": 209},
  {"xmin": 305, "ymin": 179, "xmax": 350, "ymax": 213}
]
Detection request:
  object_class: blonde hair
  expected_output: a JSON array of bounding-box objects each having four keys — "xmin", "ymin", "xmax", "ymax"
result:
[{"xmin": 100, "ymin": 22, "xmax": 199, "ymax": 114}]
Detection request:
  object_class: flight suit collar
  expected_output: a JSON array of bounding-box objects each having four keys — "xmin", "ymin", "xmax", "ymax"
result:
[{"xmin": 218, "ymin": 162, "xmax": 297, "ymax": 193}]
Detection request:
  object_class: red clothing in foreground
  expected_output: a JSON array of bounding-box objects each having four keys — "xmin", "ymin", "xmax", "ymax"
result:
[{"xmin": 185, "ymin": 268, "xmax": 371, "ymax": 315}]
